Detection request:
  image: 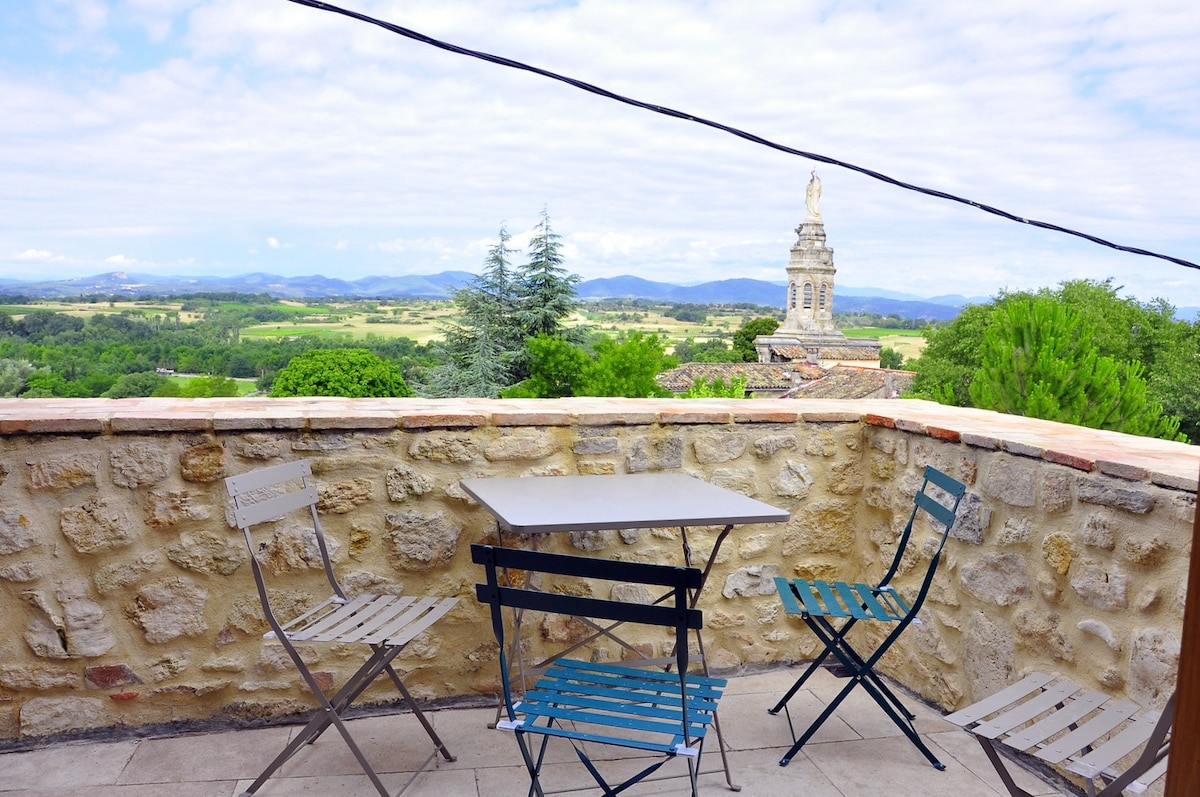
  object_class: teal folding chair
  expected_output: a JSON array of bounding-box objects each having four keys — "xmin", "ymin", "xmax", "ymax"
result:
[
  {"xmin": 769, "ymin": 465, "xmax": 967, "ymax": 769},
  {"xmin": 472, "ymin": 543, "xmax": 726, "ymax": 797}
]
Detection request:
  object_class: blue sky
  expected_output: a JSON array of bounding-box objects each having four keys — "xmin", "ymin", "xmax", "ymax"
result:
[{"xmin": 2, "ymin": 0, "xmax": 1198, "ymax": 307}]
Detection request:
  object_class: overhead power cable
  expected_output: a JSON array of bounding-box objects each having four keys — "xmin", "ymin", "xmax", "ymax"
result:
[{"xmin": 285, "ymin": 0, "xmax": 1198, "ymax": 273}]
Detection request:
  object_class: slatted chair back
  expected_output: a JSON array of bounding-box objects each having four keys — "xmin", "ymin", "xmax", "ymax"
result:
[
  {"xmin": 472, "ymin": 543, "xmax": 726, "ymax": 796},
  {"xmin": 226, "ymin": 459, "xmax": 344, "ymax": 626}
]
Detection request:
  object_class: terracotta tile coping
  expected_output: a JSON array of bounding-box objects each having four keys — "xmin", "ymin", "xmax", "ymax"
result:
[{"xmin": 1, "ymin": 396, "xmax": 1196, "ymax": 490}]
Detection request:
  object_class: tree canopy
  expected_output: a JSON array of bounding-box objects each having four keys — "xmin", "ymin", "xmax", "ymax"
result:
[
  {"xmin": 270, "ymin": 349, "xmax": 411, "ymax": 398},
  {"xmin": 910, "ymin": 279, "xmax": 1191, "ymax": 441}
]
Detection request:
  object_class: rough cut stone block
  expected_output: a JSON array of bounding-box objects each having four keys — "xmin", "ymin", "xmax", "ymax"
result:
[
  {"xmin": 981, "ymin": 462, "xmax": 1036, "ymax": 507},
  {"xmin": 948, "ymin": 492, "xmax": 989, "ymax": 545},
  {"xmin": 1069, "ymin": 559, "xmax": 1128, "ymax": 611},
  {"xmin": 626, "ymin": 436, "xmax": 683, "ymax": 472},
  {"xmin": 385, "ymin": 510, "xmax": 461, "ymax": 571},
  {"xmin": 0, "ymin": 509, "xmax": 37, "ymax": 555},
  {"xmin": 59, "ymin": 499, "xmax": 135, "ymax": 554},
  {"xmin": 110, "ymin": 443, "xmax": 170, "ymax": 488},
  {"xmin": 385, "ymin": 464, "xmax": 433, "ymax": 501},
  {"xmin": 1127, "ymin": 628, "xmax": 1180, "ymax": 708},
  {"xmin": 408, "ymin": 435, "xmax": 481, "ymax": 463},
  {"xmin": 20, "ymin": 696, "xmax": 107, "ymax": 737},
  {"xmin": 959, "ymin": 553, "xmax": 1030, "ymax": 606},
  {"xmin": 1076, "ymin": 478, "xmax": 1156, "ymax": 514},
  {"xmin": 721, "ymin": 565, "xmax": 780, "ymax": 599},
  {"xmin": 29, "ymin": 454, "xmax": 100, "ymax": 491},
  {"xmin": 484, "ymin": 434, "xmax": 560, "ymax": 462},
  {"xmin": 317, "ymin": 478, "xmax": 373, "ymax": 513},
  {"xmin": 573, "ymin": 437, "xmax": 619, "ymax": 455},
  {"xmin": 126, "ymin": 577, "xmax": 210, "ymax": 643},
  {"xmin": 693, "ymin": 434, "xmax": 747, "ymax": 464},
  {"xmin": 180, "ymin": 440, "xmax": 226, "ymax": 483},
  {"xmin": 771, "ymin": 460, "xmax": 813, "ymax": 498}
]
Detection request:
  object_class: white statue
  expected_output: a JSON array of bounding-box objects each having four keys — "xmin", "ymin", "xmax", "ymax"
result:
[{"xmin": 805, "ymin": 169, "xmax": 822, "ymax": 222}]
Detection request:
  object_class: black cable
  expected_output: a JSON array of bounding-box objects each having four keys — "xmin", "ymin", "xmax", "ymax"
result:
[{"xmin": 284, "ymin": 0, "xmax": 1198, "ymax": 273}]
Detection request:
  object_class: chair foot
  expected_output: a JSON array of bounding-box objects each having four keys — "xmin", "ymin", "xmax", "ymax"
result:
[
  {"xmin": 779, "ymin": 756, "xmax": 792, "ymax": 767},
  {"xmin": 766, "ymin": 707, "xmax": 780, "ymax": 715},
  {"xmin": 933, "ymin": 762, "xmax": 946, "ymax": 772}
]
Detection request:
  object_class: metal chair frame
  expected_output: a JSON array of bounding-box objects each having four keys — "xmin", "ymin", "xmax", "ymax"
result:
[
  {"xmin": 225, "ymin": 459, "xmax": 457, "ymax": 797},
  {"xmin": 768, "ymin": 465, "xmax": 967, "ymax": 769},
  {"xmin": 472, "ymin": 543, "xmax": 727, "ymax": 797}
]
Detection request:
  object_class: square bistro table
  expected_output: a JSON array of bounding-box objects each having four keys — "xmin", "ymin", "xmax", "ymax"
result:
[{"xmin": 461, "ymin": 472, "xmax": 789, "ymax": 791}]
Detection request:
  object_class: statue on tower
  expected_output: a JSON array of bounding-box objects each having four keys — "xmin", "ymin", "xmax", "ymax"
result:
[{"xmin": 805, "ymin": 169, "xmax": 822, "ymax": 222}]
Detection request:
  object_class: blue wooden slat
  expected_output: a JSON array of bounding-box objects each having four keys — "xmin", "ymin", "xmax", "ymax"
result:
[
  {"xmin": 814, "ymin": 580, "xmax": 853, "ymax": 618},
  {"xmin": 524, "ymin": 701, "xmax": 691, "ymax": 737},
  {"xmin": 529, "ymin": 683, "xmax": 719, "ymax": 723},
  {"xmin": 514, "ymin": 721, "xmax": 683, "ymax": 755},
  {"xmin": 850, "ymin": 583, "xmax": 899, "ymax": 622},
  {"xmin": 546, "ymin": 660, "xmax": 726, "ymax": 700},
  {"xmin": 832, "ymin": 581, "xmax": 873, "ymax": 620},
  {"xmin": 775, "ymin": 576, "xmax": 805, "ymax": 616},
  {"xmin": 792, "ymin": 579, "xmax": 828, "ymax": 616},
  {"xmin": 553, "ymin": 657, "xmax": 726, "ymax": 689}
]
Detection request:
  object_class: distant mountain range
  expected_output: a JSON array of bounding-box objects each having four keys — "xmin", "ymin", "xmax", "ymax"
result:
[{"xmin": 0, "ymin": 270, "xmax": 980, "ymax": 321}]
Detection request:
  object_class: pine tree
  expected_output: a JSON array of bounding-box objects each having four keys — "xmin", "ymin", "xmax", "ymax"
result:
[
  {"xmin": 969, "ymin": 297, "xmax": 1184, "ymax": 440},
  {"xmin": 516, "ymin": 208, "xmax": 580, "ymax": 341}
]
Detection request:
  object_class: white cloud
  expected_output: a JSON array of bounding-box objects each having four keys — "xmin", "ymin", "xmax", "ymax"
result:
[
  {"xmin": 0, "ymin": 0, "xmax": 1196, "ymax": 303},
  {"xmin": 105, "ymin": 254, "xmax": 135, "ymax": 265},
  {"xmin": 15, "ymin": 249, "xmax": 56, "ymax": 261}
]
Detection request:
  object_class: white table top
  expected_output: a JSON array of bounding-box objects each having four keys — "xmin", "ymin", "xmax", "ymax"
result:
[{"xmin": 460, "ymin": 473, "xmax": 789, "ymax": 534}]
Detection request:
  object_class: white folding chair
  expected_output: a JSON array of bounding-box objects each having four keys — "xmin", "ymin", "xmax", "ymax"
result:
[{"xmin": 225, "ymin": 459, "xmax": 458, "ymax": 797}]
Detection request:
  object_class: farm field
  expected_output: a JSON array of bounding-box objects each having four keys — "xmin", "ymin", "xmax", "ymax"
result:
[{"xmin": 2, "ymin": 297, "xmax": 928, "ymax": 360}]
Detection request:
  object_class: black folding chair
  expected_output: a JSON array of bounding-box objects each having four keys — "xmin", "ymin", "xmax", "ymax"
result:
[
  {"xmin": 472, "ymin": 543, "xmax": 727, "ymax": 797},
  {"xmin": 768, "ymin": 465, "xmax": 967, "ymax": 769},
  {"xmin": 225, "ymin": 459, "xmax": 458, "ymax": 797},
  {"xmin": 945, "ymin": 672, "xmax": 1174, "ymax": 797}
]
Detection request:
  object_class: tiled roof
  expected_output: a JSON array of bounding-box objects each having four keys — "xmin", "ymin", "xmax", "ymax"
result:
[
  {"xmin": 783, "ymin": 366, "xmax": 915, "ymax": 400},
  {"xmin": 771, "ymin": 344, "xmax": 880, "ymax": 362},
  {"xmin": 656, "ymin": 362, "xmax": 825, "ymax": 393}
]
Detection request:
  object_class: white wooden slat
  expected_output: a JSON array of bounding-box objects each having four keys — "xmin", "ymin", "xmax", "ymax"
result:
[
  {"xmin": 944, "ymin": 672, "xmax": 1056, "ymax": 727},
  {"xmin": 1030, "ymin": 700, "xmax": 1139, "ymax": 765},
  {"xmin": 971, "ymin": 680, "xmax": 1082, "ymax": 740},
  {"xmin": 1003, "ymin": 689, "xmax": 1109, "ymax": 753},
  {"xmin": 233, "ymin": 486, "xmax": 320, "ymax": 528},
  {"xmin": 306, "ymin": 595, "xmax": 411, "ymax": 643},
  {"xmin": 361, "ymin": 596, "xmax": 459, "ymax": 646},
  {"xmin": 287, "ymin": 594, "xmax": 376, "ymax": 641},
  {"xmin": 225, "ymin": 460, "xmax": 311, "ymax": 495},
  {"xmin": 1067, "ymin": 711, "xmax": 1162, "ymax": 778}
]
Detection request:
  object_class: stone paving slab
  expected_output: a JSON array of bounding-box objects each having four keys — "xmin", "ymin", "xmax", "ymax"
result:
[{"xmin": 0, "ymin": 667, "xmax": 1076, "ymax": 797}]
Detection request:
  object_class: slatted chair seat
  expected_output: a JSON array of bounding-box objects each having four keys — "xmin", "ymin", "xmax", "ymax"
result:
[
  {"xmin": 769, "ymin": 465, "xmax": 968, "ymax": 770},
  {"xmin": 502, "ymin": 658, "xmax": 725, "ymax": 757},
  {"xmin": 944, "ymin": 672, "xmax": 1174, "ymax": 797},
  {"xmin": 225, "ymin": 459, "xmax": 458, "ymax": 797},
  {"xmin": 473, "ymin": 543, "xmax": 726, "ymax": 797}
]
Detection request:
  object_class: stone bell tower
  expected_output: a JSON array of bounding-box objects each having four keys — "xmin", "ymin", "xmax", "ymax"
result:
[{"xmin": 754, "ymin": 171, "xmax": 880, "ymax": 367}]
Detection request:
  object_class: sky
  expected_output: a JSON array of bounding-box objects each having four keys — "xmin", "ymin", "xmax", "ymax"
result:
[{"xmin": 2, "ymin": 0, "xmax": 1199, "ymax": 306}]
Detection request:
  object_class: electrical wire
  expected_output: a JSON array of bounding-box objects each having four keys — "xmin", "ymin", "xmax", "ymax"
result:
[{"xmin": 284, "ymin": 0, "xmax": 1198, "ymax": 273}]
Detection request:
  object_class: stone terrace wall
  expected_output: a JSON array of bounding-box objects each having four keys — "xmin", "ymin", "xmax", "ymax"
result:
[{"xmin": 0, "ymin": 397, "xmax": 1195, "ymax": 744}]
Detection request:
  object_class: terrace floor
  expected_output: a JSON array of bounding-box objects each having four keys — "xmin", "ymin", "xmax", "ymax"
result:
[{"xmin": 0, "ymin": 665, "xmax": 1082, "ymax": 797}]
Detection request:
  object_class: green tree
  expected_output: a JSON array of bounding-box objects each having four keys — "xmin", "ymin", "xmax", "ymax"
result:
[
  {"xmin": 500, "ymin": 334, "xmax": 590, "ymax": 398},
  {"xmin": 271, "ymin": 349, "xmax": 411, "ymax": 398},
  {"xmin": 879, "ymin": 347, "xmax": 904, "ymax": 370},
  {"xmin": 0, "ymin": 359, "xmax": 34, "ymax": 396},
  {"xmin": 516, "ymin": 208, "xmax": 580, "ymax": 340},
  {"xmin": 103, "ymin": 371, "xmax": 174, "ymax": 399},
  {"xmin": 733, "ymin": 318, "xmax": 780, "ymax": 362},
  {"xmin": 181, "ymin": 374, "xmax": 240, "ymax": 398},
  {"xmin": 908, "ymin": 303, "xmax": 996, "ymax": 405},
  {"xmin": 577, "ymin": 332, "xmax": 677, "ymax": 398},
  {"xmin": 681, "ymin": 375, "xmax": 748, "ymax": 398},
  {"xmin": 969, "ymin": 298, "xmax": 1184, "ymax": 441}
]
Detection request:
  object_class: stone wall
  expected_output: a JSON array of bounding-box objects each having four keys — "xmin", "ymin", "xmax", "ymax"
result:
[{"xmin": 0, "ymin": 396, "xmax": 1194, "ymax": 745}]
